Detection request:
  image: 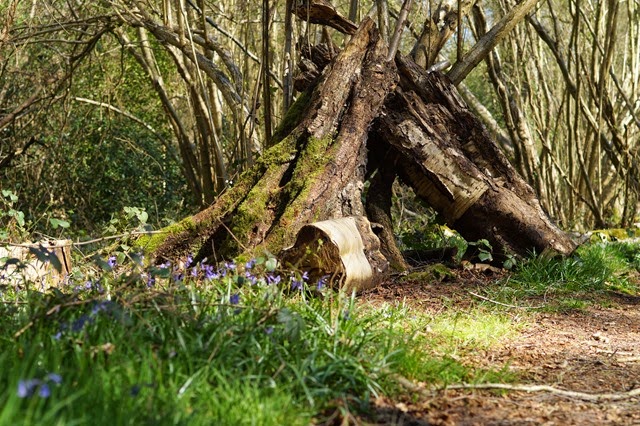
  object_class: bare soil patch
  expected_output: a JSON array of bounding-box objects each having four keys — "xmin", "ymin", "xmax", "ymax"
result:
[{"xmin": 359, "ymin": 269, "xmax": 640, "ymax": 425}]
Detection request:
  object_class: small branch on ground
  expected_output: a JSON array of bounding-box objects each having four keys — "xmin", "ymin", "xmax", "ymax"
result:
[
  {"xmin": 393, "ymin": 375, "xmax": 640, "ymax": 403},
  {"xmin": 467, "ymin": 291, "xmax": 544, "ymax": 309}
]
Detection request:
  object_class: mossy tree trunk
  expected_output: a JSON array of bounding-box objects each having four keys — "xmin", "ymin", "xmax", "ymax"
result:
[
  {"xmin": 141, "ymin": 18, "xmax": 576, "ymax": 284},
  {"xmin": 141, "ymin": 19, "xmax": 398, "ymax": 265}
]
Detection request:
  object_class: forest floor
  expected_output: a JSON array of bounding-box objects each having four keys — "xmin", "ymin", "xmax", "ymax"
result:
[{"xmin": 359, "ymin": 268, "xmax": 640, "ymax": 426}]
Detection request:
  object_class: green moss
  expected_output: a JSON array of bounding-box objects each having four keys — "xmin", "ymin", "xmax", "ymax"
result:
[
  {"xmin": 590, "ymin": 228, "xmax": 640, "ymax": 242},
  {"xmin": 268, "ymin": 90, "xmax": 313, "ymax": 147},
  {"xmin": 400, "ymin": 264, "xmax": 455, "ymax": 283},
  {"xmin": 135, "ymin": 217, "xmax": 196, "ymax": 255}
]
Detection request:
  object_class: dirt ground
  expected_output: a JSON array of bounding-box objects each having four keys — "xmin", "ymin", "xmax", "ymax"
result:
[{"xmin": 359, "ymin": 269, "xmax": 640, "ymax": 426}]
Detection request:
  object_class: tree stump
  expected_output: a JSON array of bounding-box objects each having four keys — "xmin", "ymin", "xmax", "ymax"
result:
[{"xmin": 139, "ymin": 18, "xmax": 576, "ymax": 291}]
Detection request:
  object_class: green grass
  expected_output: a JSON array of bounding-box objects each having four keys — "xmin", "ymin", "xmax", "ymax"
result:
[
  {"xmin": 17, "ymin": 240, "xmax": 637, "ymax": 422},
  {"xmin": 0, "ymin": 257, "xmax": 399, "ymax": 425},
  {"xmin": 483, "ymin": 241, "xmax": 640, "ymax": 312},
  {"xmin": 0, "ymin": 247, "xmax": 529, "ymax": 424}
]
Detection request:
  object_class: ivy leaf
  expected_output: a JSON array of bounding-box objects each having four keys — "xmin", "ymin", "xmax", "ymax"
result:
[{"xmin": 49, "ymin": 218, "xmax": 70, "ymax": 229}]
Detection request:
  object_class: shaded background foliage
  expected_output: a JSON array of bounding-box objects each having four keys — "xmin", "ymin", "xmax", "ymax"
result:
[{"xmin": 0, "ymin": 0, "xmax": 638, "ymax": 237}]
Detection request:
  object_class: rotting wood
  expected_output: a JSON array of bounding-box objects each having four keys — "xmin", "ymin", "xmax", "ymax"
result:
[
  {"xmin": 143, "ymin": 16, "xmax": 577, "ymax": 292},
  {"xmin": 281, "ymin": 216, "xmax": 388, "ymax": 293},
  {"xmin": 141, "ymin": 18, "xmax": 398, "ymax": 271},
  {"xmin": 0, "ymin": 240, "xmax": 72, "ymax": 288}
]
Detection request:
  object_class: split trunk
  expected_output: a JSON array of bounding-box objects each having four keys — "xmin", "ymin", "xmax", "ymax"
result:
[{"xmin": 140, "ymin": 19, "xmax": 576, "ymax": 290}]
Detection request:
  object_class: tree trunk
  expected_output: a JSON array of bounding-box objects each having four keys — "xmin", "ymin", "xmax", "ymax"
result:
[
  {"xmin": 140, "ymin": 19, "xmax": 398, "ymax": 266},
  {"xmin": 139, "ymin": 17, "xmax": 576, "ymax": 289}
]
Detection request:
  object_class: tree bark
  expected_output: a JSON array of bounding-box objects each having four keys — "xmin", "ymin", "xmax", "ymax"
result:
[
  {"xmin": 140, "ymin": 19, "xmax": 398, "ymax": 265},
  {"xmin": 140, "ymin": 18, "xmax": 576, "ymax": 289}
]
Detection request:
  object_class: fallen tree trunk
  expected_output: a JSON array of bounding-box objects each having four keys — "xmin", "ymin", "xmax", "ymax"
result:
[
  {"xmin": 139, "ymin": 18, "xmax": 576, "ymax": 290},
  {"xmin": 140, "ymin": 19, "xmax": 397, "ymax": 270},
  {"xmin": 376, "ymin": 56, "xmax": 576, "ymax": 259}
]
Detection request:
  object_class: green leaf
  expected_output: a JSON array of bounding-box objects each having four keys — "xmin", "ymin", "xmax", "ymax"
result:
[
  {"xmin": 478, "ymin": 251, "xmax": 493, "ymax": 262},
  {"xmin": 49, "ymin": 218, "xmax": 70, "ymax": 229},
  {"xmin": 265, "ymin": 257, "xmax": 278, "ymax": 272}
]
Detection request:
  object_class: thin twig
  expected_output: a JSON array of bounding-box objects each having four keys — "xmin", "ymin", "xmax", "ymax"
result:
[
  {"xmin": 467, "ymin": 291, "xmax": 544, "ymax": 309},
  {"xmin": 444, "ymin": 383, "xmax": 640, "ymax": 402},
  {"xmin": 393, "ymin": 374, "xmax": 640, "ymax": 402},
  {"xmin": 2, "ymin": 230, "xmax": 167, "ymax": 248},
  {"xmin": 386, "ymin": 0, "xmax": 412, "ymax": 62}
]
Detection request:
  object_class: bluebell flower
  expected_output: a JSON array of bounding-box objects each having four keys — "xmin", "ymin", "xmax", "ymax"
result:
[
  {"xmin": 186, "ymin": 254, "xmax": 194, "ymax": 268},
  {"xmin": 290, "ymin": 278, "xmax": 303, "ymax": 291},
  {"xmin": 202, "ymin": 265, "xmax": 218, "ymax": 280},
  {"xmin": 191, "ymin": 267, "xmax": 198, "ymax": 277},
  {"xmin": 316, "ymin": 275, "xmax": 330, "ymax": 291},
  {"xmin": 107, "ymin": 256, "xmax": 117, "ymax": 268},
  {"xmin": 245, "ymin": 259, "xmax": 256, "ymax": 270},
  {"xmin": 244, "ymin": 271, "xmax": 257, "ymax": 285},
  {"xmin": 84, "ymin": 281, "xmax": 92, "ymax": 290},
  {"xmin": 224, "ymin": 261, "xmax": 236, "ymax": 271},
  {"xmin": 17, "ymin": 373, "xmax": 61, "ymax": 399},
  {"xmin": 229, "ymin": 294, "xmax": 240, "ymax": 305},
  {"xmin": 45, "ymin": 373, "xmax": 62, "ymax": 385},
  {"xmin": 302, "ymin": 271, "xmax": 309, "ymax": 281},
  {"xmin": 17, "ymin": 379, "xmax": 40, "ymax": 398},
  {"xmin": 146, "ymin": 275, "xmax": 156, "ymax": 287},
  {"xmin": 130, "ymin": 384, "xmax": 141, "ymax": 397},
  {"xmin": 91, "ymin": 300, "xmax": 113, "ymax": 315},
  {"xmin": 266, "ymin": 274, "xmax": 281, "ymax": 285},
  {"xmin": 71, "ymin": 315, "xmax": 90, "ymax": 332},
  {"xmin": 265, "ymin": 326, "xmax": 274, "ymax": 335},
  {"xmin": 38, "ymin": 383, "xmax": 51, "ymax": 398}
]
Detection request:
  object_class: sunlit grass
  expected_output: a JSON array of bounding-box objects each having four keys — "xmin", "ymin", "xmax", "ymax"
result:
[{"xmin": 484, "ymin": 241, "xmax": 640, "ymax": 312}]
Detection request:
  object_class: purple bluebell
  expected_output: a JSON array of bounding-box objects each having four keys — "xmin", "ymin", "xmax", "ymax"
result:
[
  {"xmin": 17, "ymin": 379, "xmax": 40, "ymax": 398},
  {"xmin": 290, "ymin": 278, "xmax": 303, "ymax": 291},
  {"xmin": 107, "ymin": 256, "xmax": 117, "ymax": 268},
  {"xmin": 244, "ymin": 271, "xmax": 258, "ymax": 285},
  {"xmin": 245, "ymin": 259, "xmax": 256, "ymax": 270},
  {"xmin": 203, "ymin": 265, "xmax": 218, "ymax": 280},
  {"xmin": 230, "ymin": 293, "xmax": 240, "ymax": 305},
  {"xmin": 38, "ymin": 383, "xmax": 51, "ymax": 398},
  {"xmin": 45, "ymin": 373, "xmax": 62, "ymax": 385},
  {"xmin": 265, "ymin": 326, "xmax": 274, "ymax": 335},
  {"xmin": 266, "ymin": 274, "xmax": 281, "ymax": 285},
  {"xmin": 316, "ymin": 275, "xmax": 330, "ymax": 291}
]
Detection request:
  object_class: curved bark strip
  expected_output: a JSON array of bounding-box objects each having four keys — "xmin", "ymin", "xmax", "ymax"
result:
[{"xmin": 281, "ymin": 216, "xmax": 388, "ymax": 293}]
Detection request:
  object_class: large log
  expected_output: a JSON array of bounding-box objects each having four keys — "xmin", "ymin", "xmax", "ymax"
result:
[
  {"xmin": 140, "ymin": 19, "xmax": 397, "ymax": 269},
  {"xmin": 141, "ymin": 20, "xmax": 576, "ymax": 291},
  {"xmin": 373, "ymin": 56, "xmax": 576, "ymax": 259}
]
